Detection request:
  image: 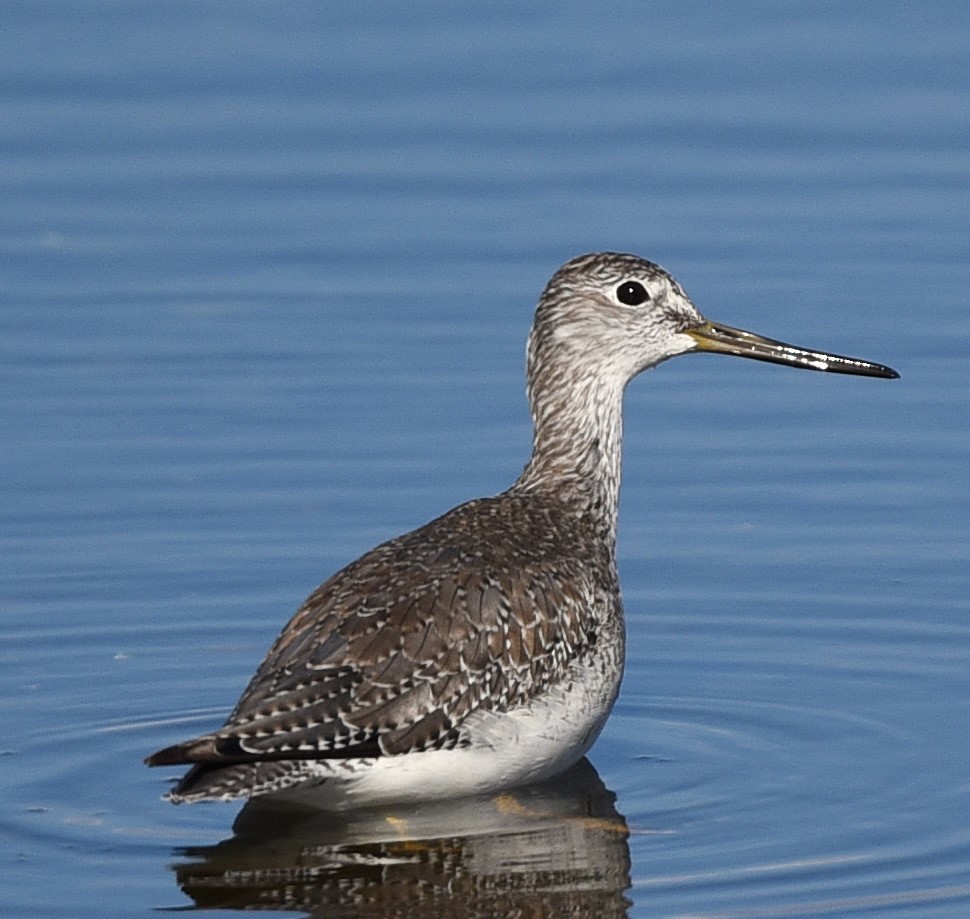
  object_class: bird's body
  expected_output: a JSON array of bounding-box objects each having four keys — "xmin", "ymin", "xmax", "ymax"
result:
[
  {"xmin": 158, "ymin": 491, "xmax": 625, "ymax": 807},
  {"xmin": 147, "ymin": 253, "xmax": 897, "ymax": 808}
]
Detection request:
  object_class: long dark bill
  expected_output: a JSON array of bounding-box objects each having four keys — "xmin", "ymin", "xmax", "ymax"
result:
[{"xmin": 686, "ymin": 321, "xmax": 899, "ymax": 379}]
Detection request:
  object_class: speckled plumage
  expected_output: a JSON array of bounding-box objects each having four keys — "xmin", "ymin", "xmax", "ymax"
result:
[{"xmin": 147, "ymin": 252, "xmax": 897, "ymax": 806}]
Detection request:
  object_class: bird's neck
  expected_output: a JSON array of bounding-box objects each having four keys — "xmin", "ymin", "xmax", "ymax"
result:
[{"xmin": 512, "ymin": 367, "xmax": 625, "ymax": 548}]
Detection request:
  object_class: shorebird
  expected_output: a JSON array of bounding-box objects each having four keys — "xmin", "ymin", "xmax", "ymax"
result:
[{"xmin": 146, "ymin": 252, "xmax": 898, "ymax": 808}]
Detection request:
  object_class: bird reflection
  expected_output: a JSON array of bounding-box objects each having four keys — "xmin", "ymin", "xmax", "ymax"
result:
[{"xmin": 172, "ymin": 758, "xmax": 631, "ymax": 917}]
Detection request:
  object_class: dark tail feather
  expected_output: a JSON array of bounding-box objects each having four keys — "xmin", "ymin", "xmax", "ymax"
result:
[
  {"xmin": 145, "ymin": 736, "xmax": 220, "ymax": 767},
  {"xmin": 146, "ymin": 733, "xmax": 384, "ymax": 768}
]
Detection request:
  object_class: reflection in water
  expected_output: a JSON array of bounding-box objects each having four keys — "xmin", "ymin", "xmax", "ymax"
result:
[{"xmin": 173, "ymin": 758, "xmax": 630, "ymax": 916}]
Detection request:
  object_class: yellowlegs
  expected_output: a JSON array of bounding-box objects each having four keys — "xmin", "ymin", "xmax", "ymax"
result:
[{"xmin": 146, "ymin": 252, "xmax": 898, "ymax": 807}]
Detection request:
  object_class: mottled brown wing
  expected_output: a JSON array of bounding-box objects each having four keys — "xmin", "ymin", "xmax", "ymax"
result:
[
  {"xmin": 220, "ymin": 562, "xmax": 596, "ymax": 759},
  {"xmin": 146, "ymin": 494, "xmax": 610, "ymax": 770}
]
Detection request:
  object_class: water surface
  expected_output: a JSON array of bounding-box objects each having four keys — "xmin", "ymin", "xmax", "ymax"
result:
[{"xmin": 3, "ymin": 3, "xmax": 969, "ymax": 916}]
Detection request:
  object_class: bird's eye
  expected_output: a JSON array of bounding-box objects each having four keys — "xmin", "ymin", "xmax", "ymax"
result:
[{"xmin": 616, "ymin": 280, "xmax": 650, "ymax": 306}]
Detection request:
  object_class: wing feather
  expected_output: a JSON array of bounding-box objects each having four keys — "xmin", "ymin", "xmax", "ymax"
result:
[{"xmin": 145, "ymin": 493, "xmax": 616, "ymax": 781}]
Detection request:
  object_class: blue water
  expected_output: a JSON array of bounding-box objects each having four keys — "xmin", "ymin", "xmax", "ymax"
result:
[{"xmin": 3, "ymin": 2, "xmax": 969, "ymax": 916}]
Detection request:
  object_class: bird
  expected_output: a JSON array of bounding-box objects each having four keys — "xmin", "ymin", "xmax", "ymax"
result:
[{"xmin": 146, "ymin": 252, "xmax": 898, "ymax": 808}]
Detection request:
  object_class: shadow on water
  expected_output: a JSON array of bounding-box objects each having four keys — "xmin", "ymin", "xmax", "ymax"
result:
[{"xmin": 170, "ymin": 758, "xmax": 631, "ymax": 916}]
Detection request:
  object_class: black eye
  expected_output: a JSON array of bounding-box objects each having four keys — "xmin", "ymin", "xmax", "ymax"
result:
[{"xmin": 616, "ymin": 280, "xmax": 650, "ymax": 306}]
